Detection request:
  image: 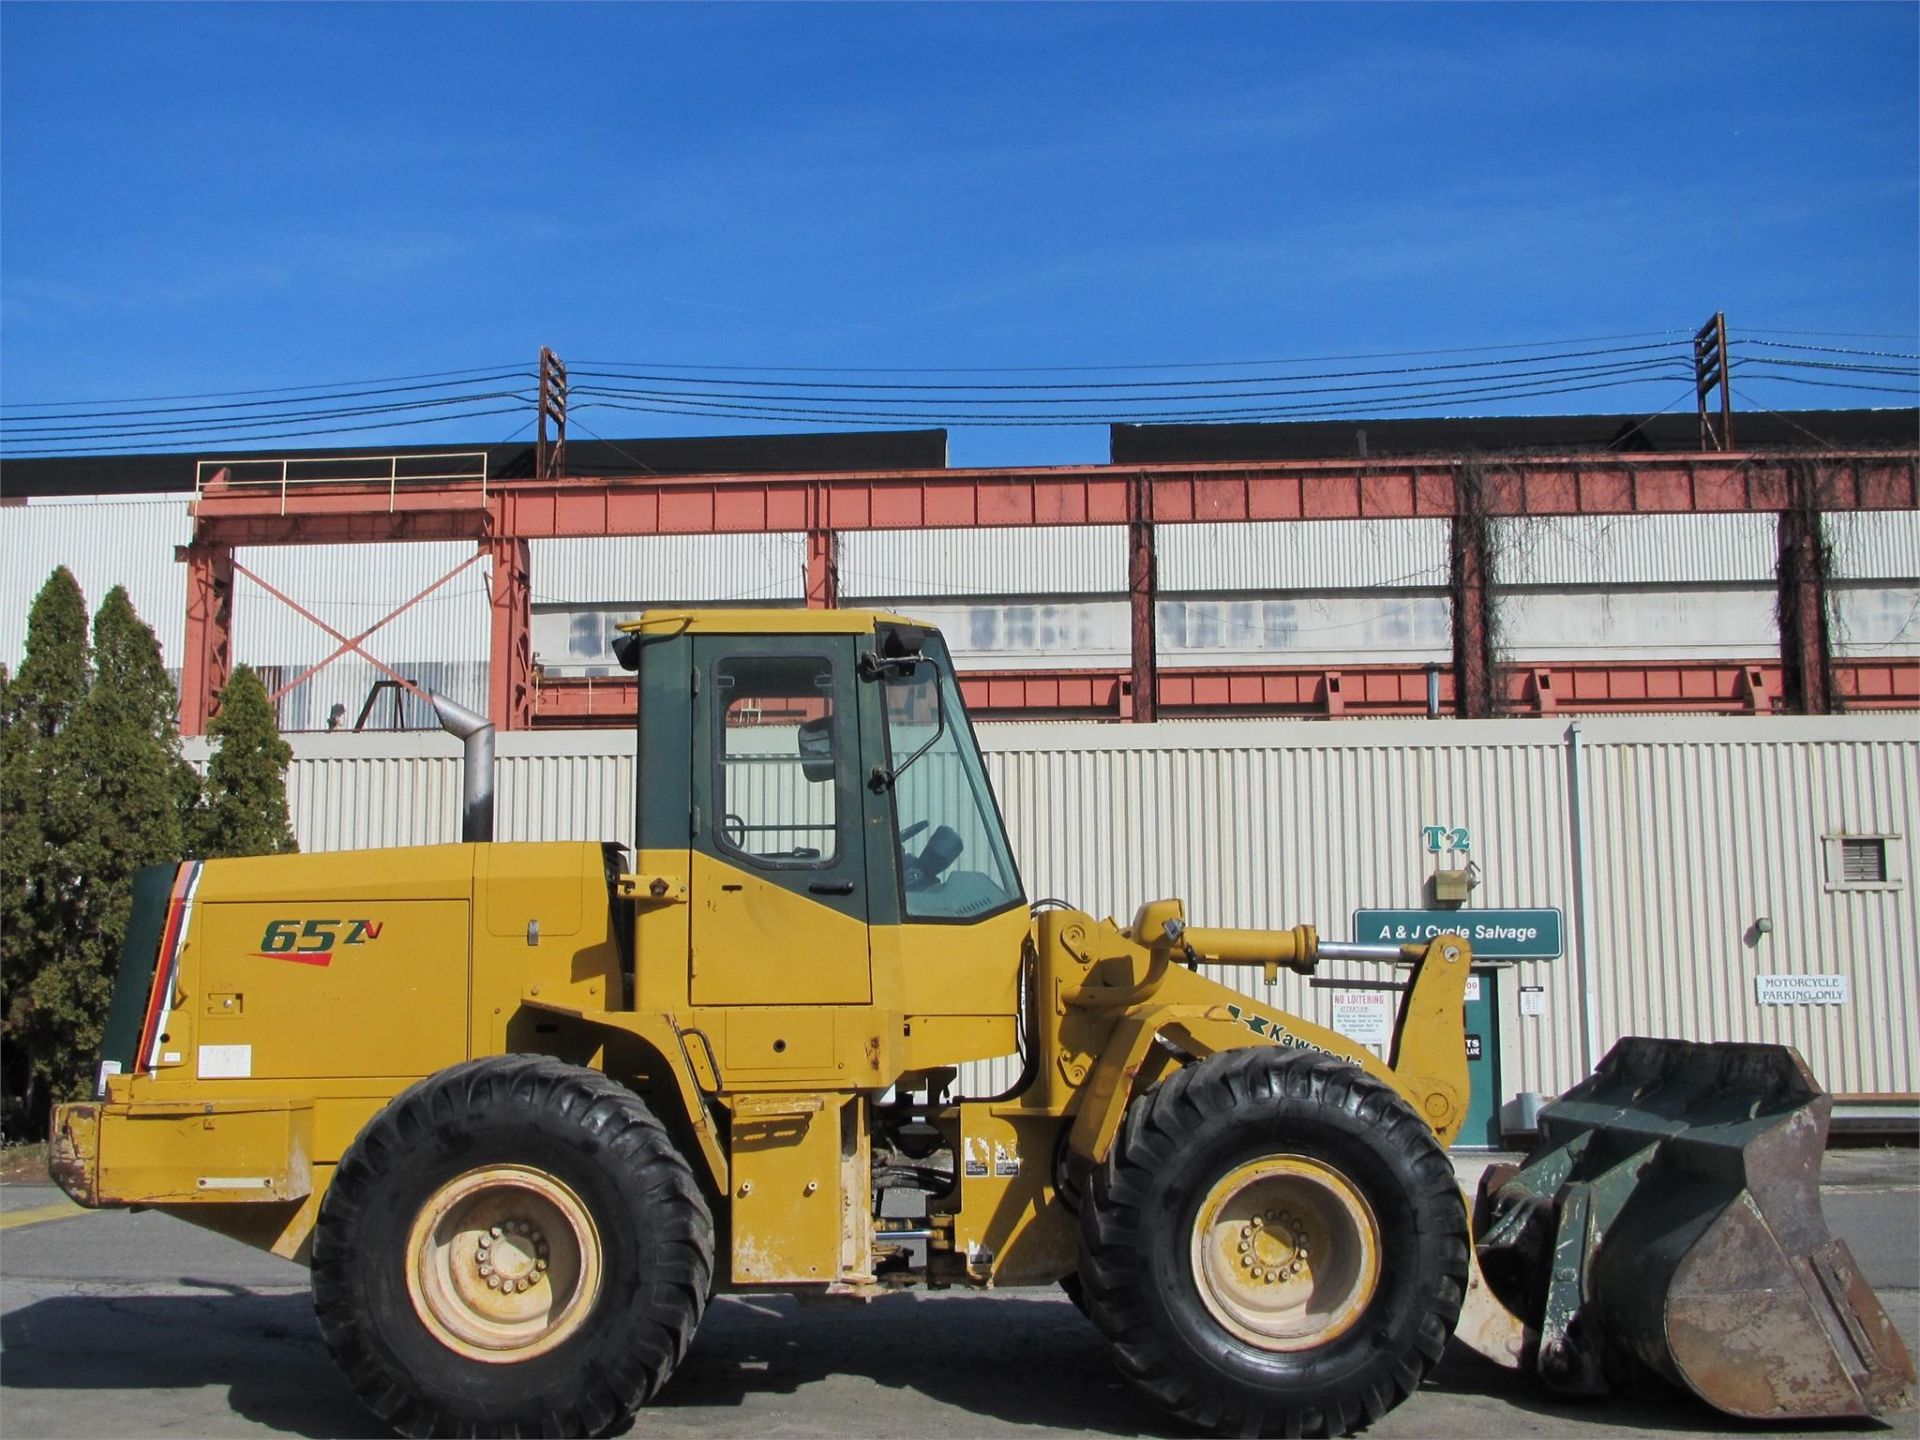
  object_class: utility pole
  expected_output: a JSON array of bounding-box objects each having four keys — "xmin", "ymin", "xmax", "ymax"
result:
[
  {"xmin": 1694, "ymin": 312, "xmax": 1732, "ymax": 451},
  {"xmin": 536, "ymin": 347, "xmax": 568, "ymax": 480}
]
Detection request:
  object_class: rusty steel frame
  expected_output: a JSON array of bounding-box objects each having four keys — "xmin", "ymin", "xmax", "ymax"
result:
[
  {"xmin": 181, "ymin": 448, "xmax": 1919, "ymax": 732},
  {"xmin": 177, "ymin": 549, "xmax": 483, "ymax": 737},
  {"xmin": 177, "ymin": 544, "xmax": 234, "ymax": 737},
  {"xmin": 186, "ymin": 452, "xmax": 1919, "ymax": 549},
  {"xmin": 528, "ymin": 657, "xmax": 1920, "ymax": 726},
  {"xmin": 234, "ymin": 551, "xmax": 484, "ymax": 709}
]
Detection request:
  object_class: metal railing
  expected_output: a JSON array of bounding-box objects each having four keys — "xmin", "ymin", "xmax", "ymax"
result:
[{"xmin": 194, "ymin": 451, "xmax": 490, "ymax": 514}]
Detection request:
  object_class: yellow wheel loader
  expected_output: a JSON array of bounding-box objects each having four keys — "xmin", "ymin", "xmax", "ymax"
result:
[{"xmin": 49, "ymin": 609, "xmax": 1914, "ymax": 1437}]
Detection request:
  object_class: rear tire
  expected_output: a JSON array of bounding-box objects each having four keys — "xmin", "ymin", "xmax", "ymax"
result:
[
  {"xmin": 313, "ymin": 1056, "xmax": 714, "ymax": 1438},
  {"xmin": 1078, "ymin": 1047, "xmax": 1468, "ymax": 1438}
]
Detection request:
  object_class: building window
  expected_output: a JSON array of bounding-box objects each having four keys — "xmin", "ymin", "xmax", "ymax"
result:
[{"xmin": 1822, "ymin": 833, "xmax": 1903, "ymax": 894}]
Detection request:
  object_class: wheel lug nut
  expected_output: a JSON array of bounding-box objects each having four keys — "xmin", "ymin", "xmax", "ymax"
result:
[
  {"xmin": 1240, "ymin": 1255, "xmax": 1253, "ymax": 1269},
  {"xmin": 490, "ymin": 1225, "xmax": 503, "ymax": 1238},
  {"xmin": 535, "ymin": 1258, "xmax": 548, "ymax": 1272},
  {"xmin": 536, "ymin": 1243, "xmax": 549, "ymax": 1258},
  {"xmin": 486, "ymin": 1274, "xmax": 501, "ymax": 1289}
]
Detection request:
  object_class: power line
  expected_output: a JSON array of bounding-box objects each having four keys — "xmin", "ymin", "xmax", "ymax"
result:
[
  {"xmin": 4, "ymin": 323, "xmax": 1912, "ymax": 457},
  {"xmin": 0, "ymin": 362, "xmax": 532, "ymax": 410},
  {"xmin": 1734, "ymin": 338, "xmax": 1920, "ymax": 362},
  {"xmin": 0, "ymin": 404, "xmax": 530, "ymax": 456},
  {"xmin": 1723, "ymin": 354, "xmax": 1918, "ymax": 379},
  {"xmin": 569, "ymin": 355, "xmax": 1688, "ymax": 410},
  {"xmin": 1738, "ymin": 327, "xmax": 1920, "ymax": 342},
  {"xmin": 0, "ymin": 370, "xmax": 534, "ymax": 422},
  {"xmin": 570, "ymin": 329, "xmax": 1695, "ymax": 373},
  {"xmin": 1727, "ymin": 387, "xmax": 1855, "ymax": 450},
  {"xmin": 569, "ymin": 341, "xmax": 1691, "ymax": 394},
  {"xmin": 1725, "ymin": 370, "xmax": 1920, "ymax": 397},
  {"xmin": 563, "ymin": 415, "xmax": 659, "ymax": 476},
  {"xmin": 576, "ymin": 374, "xmax": 1701, "ymax": 428},
  {"xmin": 3, "ymin": 390, "xmax": 535, "ymax": 442}
]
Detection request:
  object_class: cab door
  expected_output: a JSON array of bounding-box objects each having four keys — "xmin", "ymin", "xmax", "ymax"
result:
[{"xmin": 688, "ymin": 636, "xmax": 871, "ymax": 1007}]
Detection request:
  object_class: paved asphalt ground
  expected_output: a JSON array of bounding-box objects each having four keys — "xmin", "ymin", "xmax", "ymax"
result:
[{"xmin": 2, "ymin": 1151, "xmax": 1915, "ymax": 1440}]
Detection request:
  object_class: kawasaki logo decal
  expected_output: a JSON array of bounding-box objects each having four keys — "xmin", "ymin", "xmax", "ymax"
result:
[
  {"xmin": 1224, "ymin": 1004, "xmax": 1333, "ymax": 1056},
  {"xmin": 253, "ymin": 918, "xmax": 384, "ymax": 965}
]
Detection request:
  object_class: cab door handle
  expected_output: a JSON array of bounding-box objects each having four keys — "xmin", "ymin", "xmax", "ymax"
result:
[{"xmin": 808, "ymin": 880, "xmax": 856, "ymax": 895}]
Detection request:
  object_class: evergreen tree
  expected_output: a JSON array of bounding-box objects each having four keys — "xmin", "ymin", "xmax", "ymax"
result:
[
  {"xmin": 1, "ymin": 569, "xmax": 94, "ymax": 1136},
  {"xmin": 15, "ymin": 588, "xmax": 194, "ymax": 1122},
  {"xmin": 196, "ymin": 664, "xmax": 297, "ymax": 859}
]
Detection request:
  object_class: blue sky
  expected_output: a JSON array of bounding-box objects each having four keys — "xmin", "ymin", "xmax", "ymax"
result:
[{"xmin": 2, "ymin": 2, "xmax": 1915, "ymax": 468}]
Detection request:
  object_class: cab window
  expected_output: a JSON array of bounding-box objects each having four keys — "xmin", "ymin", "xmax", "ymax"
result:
[
  {"xmin": 713, "ymin": 654, "xmax": 839, "ymax": 868},
  {"xmin": 879, "ymin": 640, "xmax": 1022, "ymax": 920}
]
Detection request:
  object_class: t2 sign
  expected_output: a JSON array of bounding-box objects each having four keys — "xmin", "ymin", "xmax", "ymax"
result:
[{"xmin": 1423, "ymin": 825, "xmax": 1471, "ymax": 855}]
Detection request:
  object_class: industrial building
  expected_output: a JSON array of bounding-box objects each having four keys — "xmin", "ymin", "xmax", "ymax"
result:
[{"xmin": 3, "ymin": 408, "xmax": 1917, "ymax": 1140}]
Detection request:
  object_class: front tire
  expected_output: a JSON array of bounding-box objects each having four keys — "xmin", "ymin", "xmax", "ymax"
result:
[
  {"xmin": 1078, "ymin": 1048, "xmax": 1468, "ymax": 1438},
  {"xmin": 313, "ymin": 1056, "xmax": 714, "ymax": 1438}
]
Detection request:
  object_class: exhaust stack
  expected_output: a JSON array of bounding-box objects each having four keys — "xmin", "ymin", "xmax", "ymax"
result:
[{"xmin": 431, "ymin": 693, "xmax": 495, "ymax": 843}]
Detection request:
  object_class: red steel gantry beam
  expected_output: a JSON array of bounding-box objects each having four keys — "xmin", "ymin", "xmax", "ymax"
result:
[
  {"xmin": 184, "ymin": 449, "xmax": 1919, "ymax": 731},
  {"xmin": 532, "ymin": 657, "xmax": 1920, "ymax": 725},
  {"xmin": 188, "ymin": 451, "xmax": 1919, "ymax": 548},
  {"xmin": 177, "ymin": 543, "xmax": 234, "ymax": 737}
]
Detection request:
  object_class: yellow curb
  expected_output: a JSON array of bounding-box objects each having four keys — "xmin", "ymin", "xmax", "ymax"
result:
[{"xmin": 0, "ymin": 1199, "xmax": 87, "ymax": 1231}]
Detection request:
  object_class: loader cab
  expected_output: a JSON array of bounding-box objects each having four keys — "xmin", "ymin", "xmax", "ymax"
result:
[{"xmin": 617, "ymin": 611, "xmax": 1024, "ymax": 1030}]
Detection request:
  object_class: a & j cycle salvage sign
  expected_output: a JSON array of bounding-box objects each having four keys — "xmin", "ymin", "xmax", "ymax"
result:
[{"xmin": 1350, "ymin": 908, "xmax": 1564, "ymax": 960}]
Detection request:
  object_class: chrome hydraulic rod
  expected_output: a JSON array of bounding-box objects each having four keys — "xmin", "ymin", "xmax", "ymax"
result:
[{"xmin": 1318, "ymin": 941, "xmax": 1414, "ymax": 962}]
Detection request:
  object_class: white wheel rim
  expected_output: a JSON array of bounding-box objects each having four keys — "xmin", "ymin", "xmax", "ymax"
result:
[
  {"xmin": 404, "ymin": 1164, "xmax": 603, "ymax": 1364},
  {"xmin": 1189, "ymin": 1154, "xmax": 1382, "ymax": 1351}
]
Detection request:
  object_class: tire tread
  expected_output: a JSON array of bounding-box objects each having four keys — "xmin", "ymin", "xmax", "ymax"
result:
[
  {"xmin": 1078, "ymin": 1048, "xmax": 1468, "ymax": 1439},
  {"xmin": 312, "ymin": 1056, "xmax": 714, "ymax": 1439}
]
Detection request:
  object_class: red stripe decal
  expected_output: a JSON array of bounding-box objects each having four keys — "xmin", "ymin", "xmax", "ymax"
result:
[
  {"xmin": 252, "ymin": 951, "xmax": 332, "ymax": 966},
  {"xmin": 136, "ymin": 863, "xmax": 198, "ymax": 1072}
]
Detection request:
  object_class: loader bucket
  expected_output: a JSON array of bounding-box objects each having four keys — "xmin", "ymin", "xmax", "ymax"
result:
[{"xmin": 1476, "ymin": 1037, "xmax": 1915, "ymax": 1421}]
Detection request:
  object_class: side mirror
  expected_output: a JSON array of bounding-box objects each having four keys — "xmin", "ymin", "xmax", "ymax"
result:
[
  {"xmin": 878, "ymin": 624, "xmax": 927, "ymax": 659},
  {"xmin": 797, "ymin": 715, "xmax": 836, "ymax": 783}
]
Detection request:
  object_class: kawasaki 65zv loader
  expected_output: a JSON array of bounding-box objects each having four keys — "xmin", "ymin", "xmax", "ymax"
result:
[{"xmin": 50, "ymin": 610, "xmax": 1915, "ymax": 1437}]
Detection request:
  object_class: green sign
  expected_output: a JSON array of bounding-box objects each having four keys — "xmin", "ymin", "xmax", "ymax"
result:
[{"xmin": 1351, "ymin": 908, "xmax": 1563, "ymax": 960}]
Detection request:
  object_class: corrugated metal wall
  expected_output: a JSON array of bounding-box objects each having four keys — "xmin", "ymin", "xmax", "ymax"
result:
[
  {"xmin": 1829, "ymin": 510, "xmax": 1920, "ymax": 660},
  {"xmin": 1160, "ymin": 519, "xmax": 1450, "ymax": 591},
  {"xmin": 10, "ymin": 504, "xmax": 1915, "ymax": 699},
  {"xmin": 1829, "ymin": 509, "xmax": 1920, "ymax": 581},
  {"xmin": 1495, "ymin": 514, "xmax": 1778, "ymax": 585},
  {"xmin": 199, "ymin": 714, "xmax": 1916, "ymax": 1106},
  {"xmin": 531, "ymin": 534, "xmax": 807, "ymax": 604},
  {"xmin": 842, "ymin": 526, "xmax": 1125, "ymax": 599},
  {"xmin": 1580, "ymin": 721, "xmax": 1919, "ymax": 1097},
  {"xmin": 232, "ymin": 541, "xmax": 493, "ymax": 729},
  {"xmin": 1, "ymin": 495, "xmax": 191, "ymax": 667}
]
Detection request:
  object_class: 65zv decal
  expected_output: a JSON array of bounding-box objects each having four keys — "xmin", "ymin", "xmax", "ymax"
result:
[{"xmin": 252, "ymin": 918, "xmax": 384, "ymax": 965}]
